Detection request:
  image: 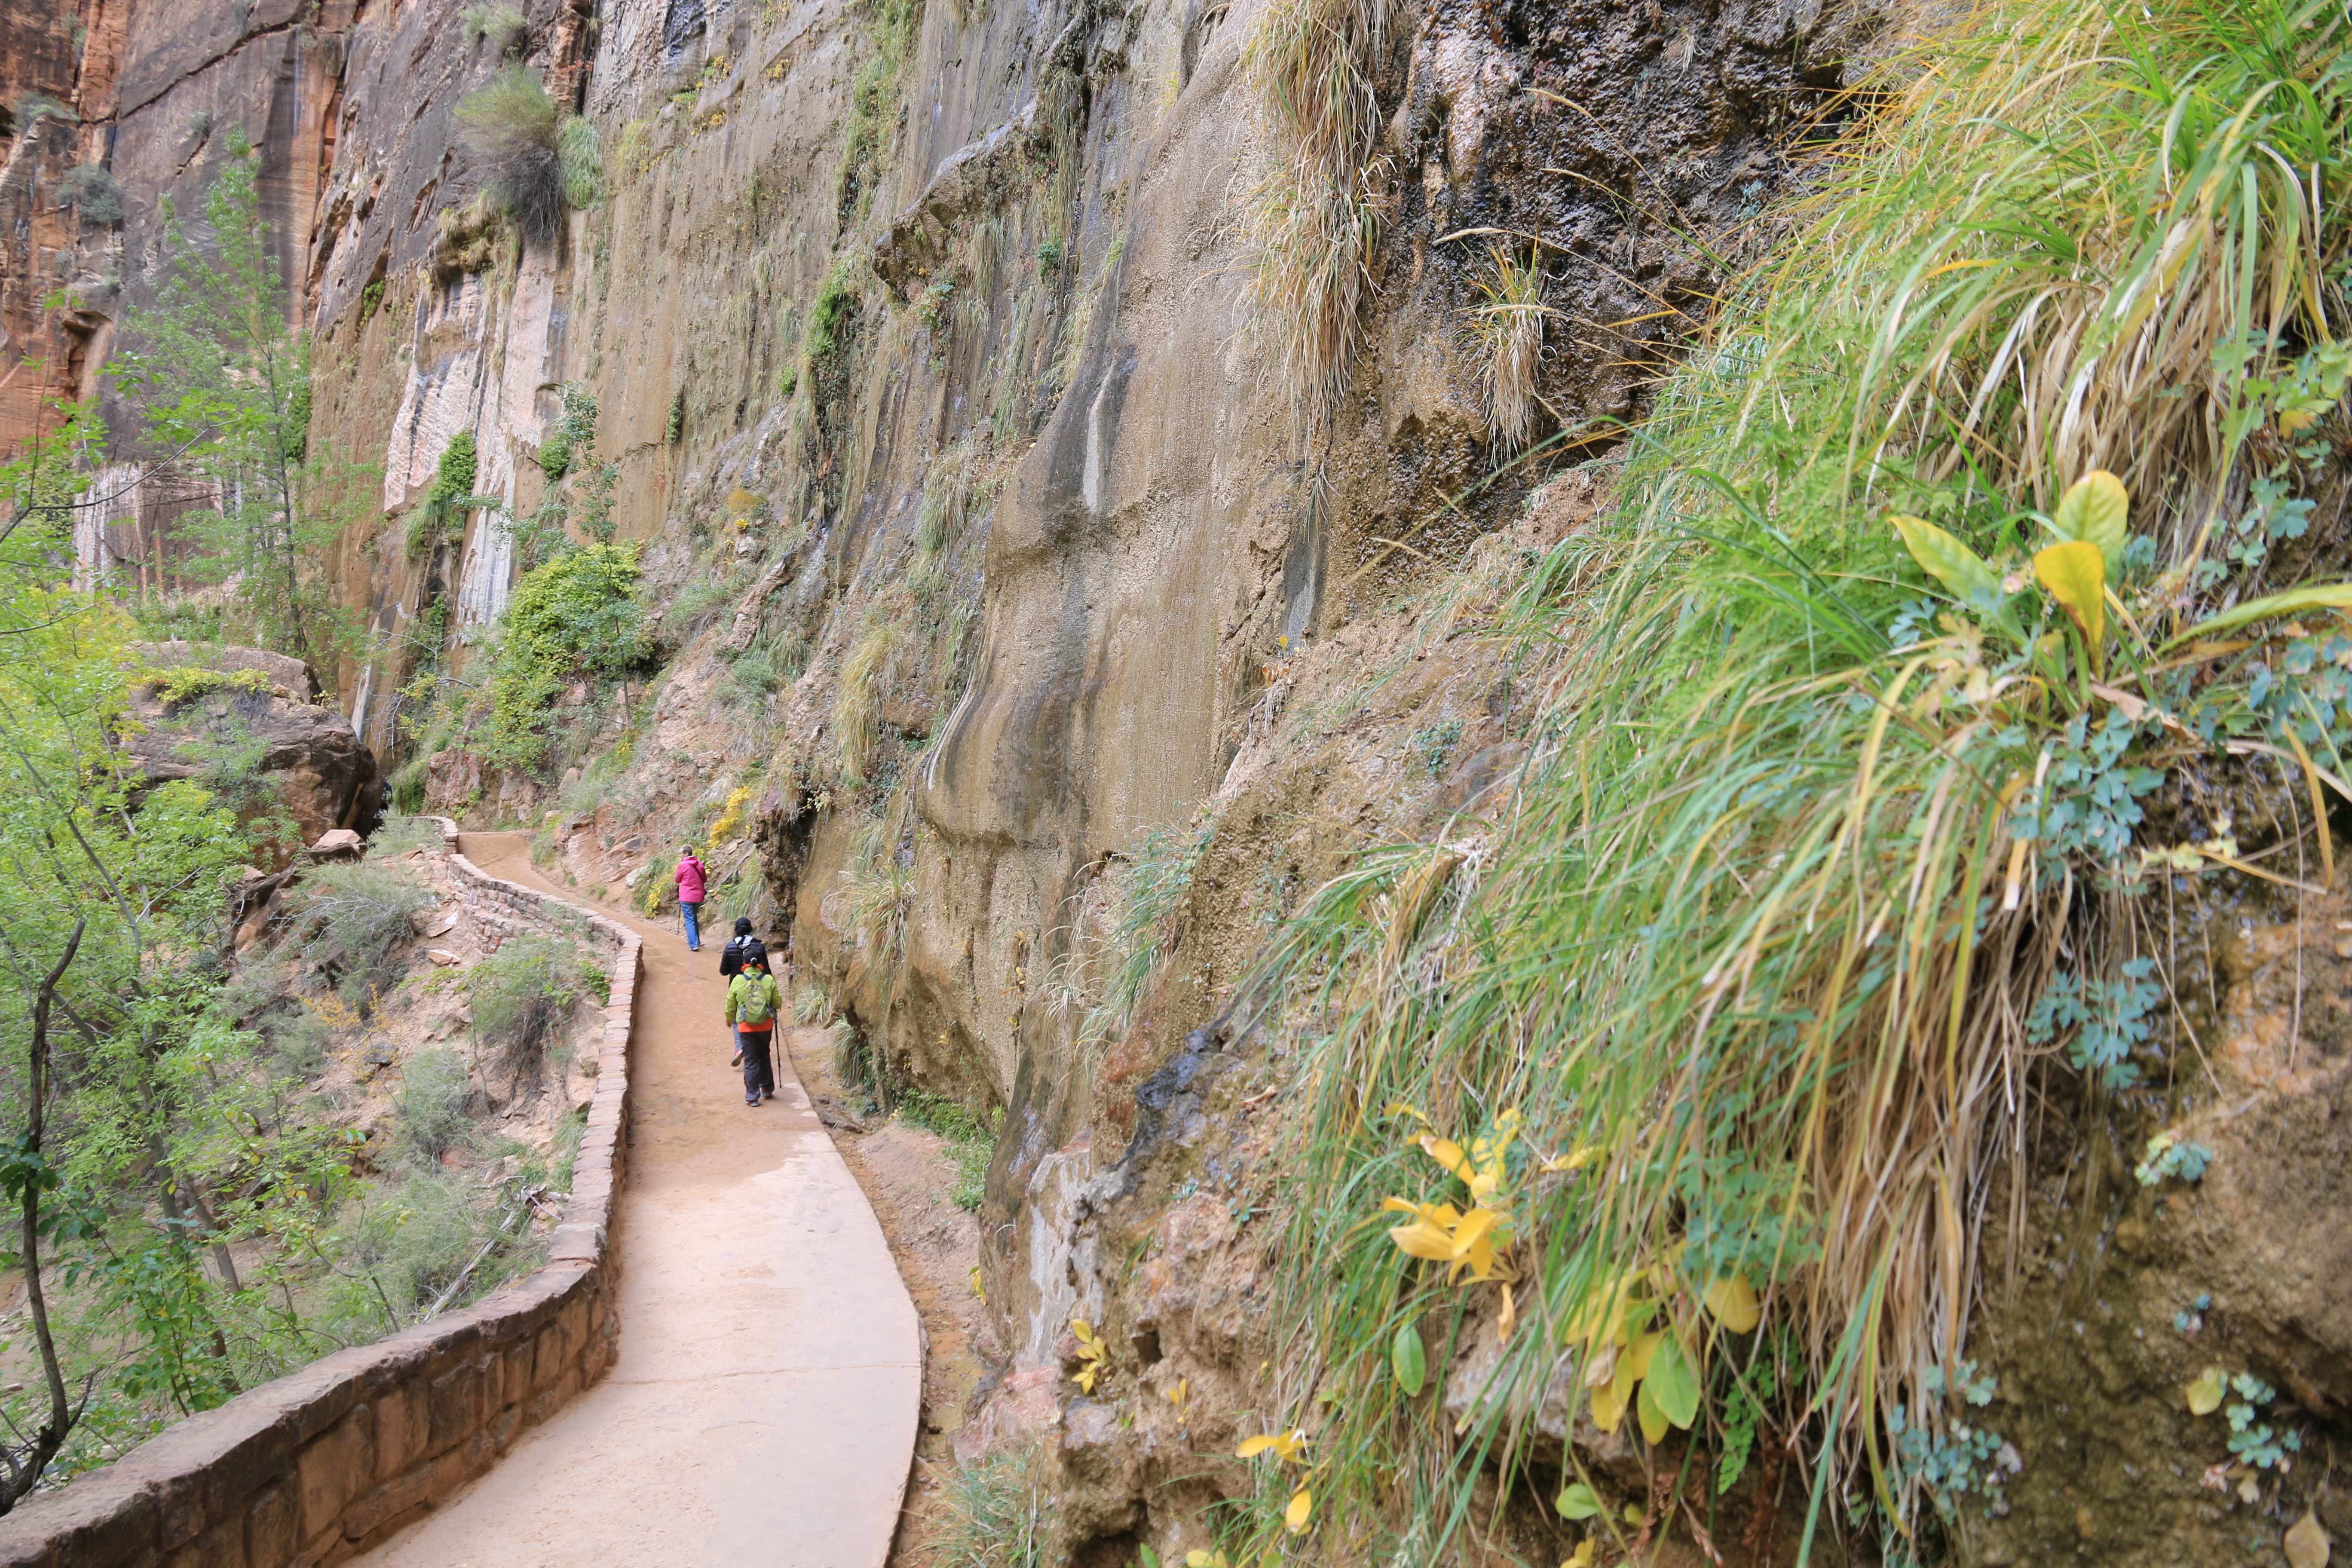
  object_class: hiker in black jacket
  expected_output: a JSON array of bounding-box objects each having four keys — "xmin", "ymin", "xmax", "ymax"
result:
[{"xmin": 718, "ymin": 919, "xmax": 766, "ymax": 1067}]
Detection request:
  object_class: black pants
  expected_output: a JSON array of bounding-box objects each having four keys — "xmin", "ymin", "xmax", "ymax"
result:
[{"xmin": 738, "ymin": 1028, "xmax": 775, "ymax": 1101}]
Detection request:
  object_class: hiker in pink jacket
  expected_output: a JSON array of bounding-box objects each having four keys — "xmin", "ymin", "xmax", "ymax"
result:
[{"xmin": 674, "ymin": 846, "xmax": 708, "ymax": 952}]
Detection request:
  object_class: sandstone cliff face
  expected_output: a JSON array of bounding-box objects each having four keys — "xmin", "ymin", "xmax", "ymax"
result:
[{"xmin": 284, "ymin": 0, "xmax": 1895, "ymax": 1514}]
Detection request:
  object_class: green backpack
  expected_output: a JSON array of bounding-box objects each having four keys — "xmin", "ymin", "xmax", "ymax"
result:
[{"xmin": 735, "ymin": 972, "xmax": 777, "ymax": 1025}]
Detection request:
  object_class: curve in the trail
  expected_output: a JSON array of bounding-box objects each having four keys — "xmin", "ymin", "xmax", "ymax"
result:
[{"xmin": 353, "ymin": 833, "xmax": 922, "ymax": 1568}]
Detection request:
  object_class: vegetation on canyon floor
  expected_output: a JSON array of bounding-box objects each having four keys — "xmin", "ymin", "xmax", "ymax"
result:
[{"xmin": 0, "ymin": 430, "xmax": 597, "ymax": 1504}]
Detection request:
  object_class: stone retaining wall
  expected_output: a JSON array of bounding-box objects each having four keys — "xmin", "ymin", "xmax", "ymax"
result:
[{"xmin": 0, "ymin": 821, "xmax": 642, "ymax": 1568}]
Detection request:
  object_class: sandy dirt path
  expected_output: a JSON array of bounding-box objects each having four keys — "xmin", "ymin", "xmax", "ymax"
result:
[{"xmin": 350, "ymin": 833, "xmax": 922, "ymax": 1568}]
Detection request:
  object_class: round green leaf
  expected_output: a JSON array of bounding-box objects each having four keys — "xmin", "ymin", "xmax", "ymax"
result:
[{"xmin": 1556, "ymin": 1482, "xmax": 1602, "ymax": 1520}]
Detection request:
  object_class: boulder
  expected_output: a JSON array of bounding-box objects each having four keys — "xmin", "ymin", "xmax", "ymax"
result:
[
  {"xmin": 120, "ymin": 648, "xmax": 380, "ymax": 865},
  {"xmin": 307, "ymin": 827, "xmax": 365, "ymax": 860}
]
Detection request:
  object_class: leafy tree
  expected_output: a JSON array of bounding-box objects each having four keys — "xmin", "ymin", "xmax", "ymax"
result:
[{"xmin": 109, "ymin": 129, "xmax": 369, "ymax": 669}]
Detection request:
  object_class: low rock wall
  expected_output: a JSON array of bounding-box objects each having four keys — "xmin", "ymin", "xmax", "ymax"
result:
[{"xmin": 0, "ymin": 821, "xmax": 641, "ymax": 1568}]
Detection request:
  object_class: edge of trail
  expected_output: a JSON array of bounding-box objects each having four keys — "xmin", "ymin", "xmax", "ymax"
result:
[{"xmin": 349, "ymin": 833, "xmax": 923, "ymax": 1568}]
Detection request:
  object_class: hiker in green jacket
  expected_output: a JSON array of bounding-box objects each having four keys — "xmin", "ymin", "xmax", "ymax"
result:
[{"xmin": 724, "ymin": 950, "xmax": 784, "ymax": 1106}]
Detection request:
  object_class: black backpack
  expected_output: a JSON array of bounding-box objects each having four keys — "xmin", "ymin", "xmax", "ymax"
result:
[{"xmin": 720, "ymin": 935, "xmax": 767, "ymax": 979}]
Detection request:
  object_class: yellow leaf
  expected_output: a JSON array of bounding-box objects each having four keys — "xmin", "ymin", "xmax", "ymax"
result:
[
  {"xmin": 2185, "ymin": 1366, "xmax": 2229, "ymax": 1417},
  {"xmin": 2051, "ymin": 470, "xmax": 2130, "ymax": 577},
  {"xmin": 1072, "ymin": 1319, "xmax": 1097, "ymax": 1345},
  {"xmin": 1562, "ymin": 1544, "xmax": 1596, "ymax": 1568},
  {"xmin": 1562, "ymin": 1271, "xmax": 1646, "ymax": 1349},
  {"xmin": 1388, "ymin": 1219, "xmax": 1459, "ymax": 1262},
  {"xmin": 1421, "ymin": 1136, "xmax": 1473, "ymax": 1181},
  {"xmin": 2281, "ymin": 407, "xmax": 2318, "ymax": 437},
  {"xmin": 1284, "ymin": 1488, "xmax": 1313, "ymax": 1534},
  {"xmin": 2285, "ymin": 1508, "xmax": 2331, "ymax": 1568},
  {"xmin": 1582, "ymin": 1339, "xmax": 1620, "ymax": 1390},
  {"xmin": 2034, "ymin": 540, "xmax": 2107, "ymax": 659},
  {"xmin": 1236, "ymin": 1430, "xmax": 1306, "ymax": 1463},
  {"xmin": 1451, "ymin": 1206, "xmax": 1501, "ymax": 1255},
  {"xmin": 1588, "ymin": 1351, "xmax": 1636, "ymax": 1434},
  {"xmin": 1703, "ymin": 1274, "xmax": 1762, "ymax": 1334},
  {"xmin": 1498, "ymin": 1283, "xmax": 1516, "ymax": 1344},
  {"xmin": 1075, "ymin": 1365, "xmax": 1099, "ymax": 1393},
  {"xmin": 1625, "ymin": 1329, "xmax": 1663, "ymax": 1384}
]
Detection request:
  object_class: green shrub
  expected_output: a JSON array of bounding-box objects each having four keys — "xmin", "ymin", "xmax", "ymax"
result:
[
  {"xmin": 387, "ymin": 755, "xmax": 428, "ymax": 814},
  {"xmin": 483, "ymin": 542, "xmax": 651, "ymax": 771},
  {"xmin": 333, "ymin": 1168, "xmax": 489, "ymax": 1323},
  {"xmin": 405, "ymin": 429, "xmax": 478, "ymax": 560},
  {"xmin": 58, "ymin": 162, "xmax": 124, "ymax": 225},
  {"xmin": 467, "ymin": 934, "xmax": 603, "ymax": 1087},
  {"xmin": 292, "ymin": 864, "xmax": 432, "ymax": 1004},
  {"xmin": 536, "ymin": 384, "xmax": 597, "ymax": 480},
  {"xmin": 394, "ymin": 1047, "xmax": 473, "ymax": 1162},
  {"xmin": 367, "ymin": 813, "xmax": 442, "ymax": 858}
]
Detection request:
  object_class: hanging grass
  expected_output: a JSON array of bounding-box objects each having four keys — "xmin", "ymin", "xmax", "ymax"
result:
[
  {"xmin": 1242, "ymin": 0, "xmax": 2352, "ymax": 1559},
  {"xmin": 1240, "ymin": 0, "xmax": 1387, "ymax": 428},
  {"xmin": 1467, "ymin": 245, "xmax": 1549, "ymax": 456}
]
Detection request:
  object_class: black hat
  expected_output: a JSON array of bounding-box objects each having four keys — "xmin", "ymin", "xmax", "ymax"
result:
[{"xmin": 734, "ymin": 917, "xmax": 754, "ymax": 935}]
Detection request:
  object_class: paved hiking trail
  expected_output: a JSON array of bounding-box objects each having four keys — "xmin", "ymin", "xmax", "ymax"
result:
[{"xmin": 352, "ymin": 833, "xmax": 922, "ymax": 1568}]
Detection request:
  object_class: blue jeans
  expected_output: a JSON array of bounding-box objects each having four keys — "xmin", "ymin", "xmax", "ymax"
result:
[{"xmin": 682, "ymin": 901, "xmax": 701, "ymax": 950}]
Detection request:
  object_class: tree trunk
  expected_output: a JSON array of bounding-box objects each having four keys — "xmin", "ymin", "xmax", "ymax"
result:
[{"xmin": 0, "ymin": 919, "xmax": 88, "ymax": 1515}]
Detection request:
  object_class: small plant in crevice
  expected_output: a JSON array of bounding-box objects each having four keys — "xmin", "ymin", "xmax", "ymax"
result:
[
  {"xmin": 2134, "ymin": 1132, "xmax": 2212, "ymax": 1188},
  {"xmin": 1405, "ymin": 719, "xmax": 1462, "ymax": 780},
  {"xmin": 830, "ymin": 1017, "xmax": 896, "ymax": 1114},
  {"xmin": 1239, "ymin": 0, "xmax": 1388, "ymax": 432},
  {"xmin": 833, "ymin": 0, "xmax": 917, "ymax": 224},
  {"xmin": 1886, "ymin": 1361, "xmax": 2014, "ymax": 1522},
  {"xmin": 2185, "ymin": 1367, "xmax": 2304, "ymax": 1496},
  {"xmin": 2024, "ymin": 957, "xmax": 2163, "ymax": 1090}
]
